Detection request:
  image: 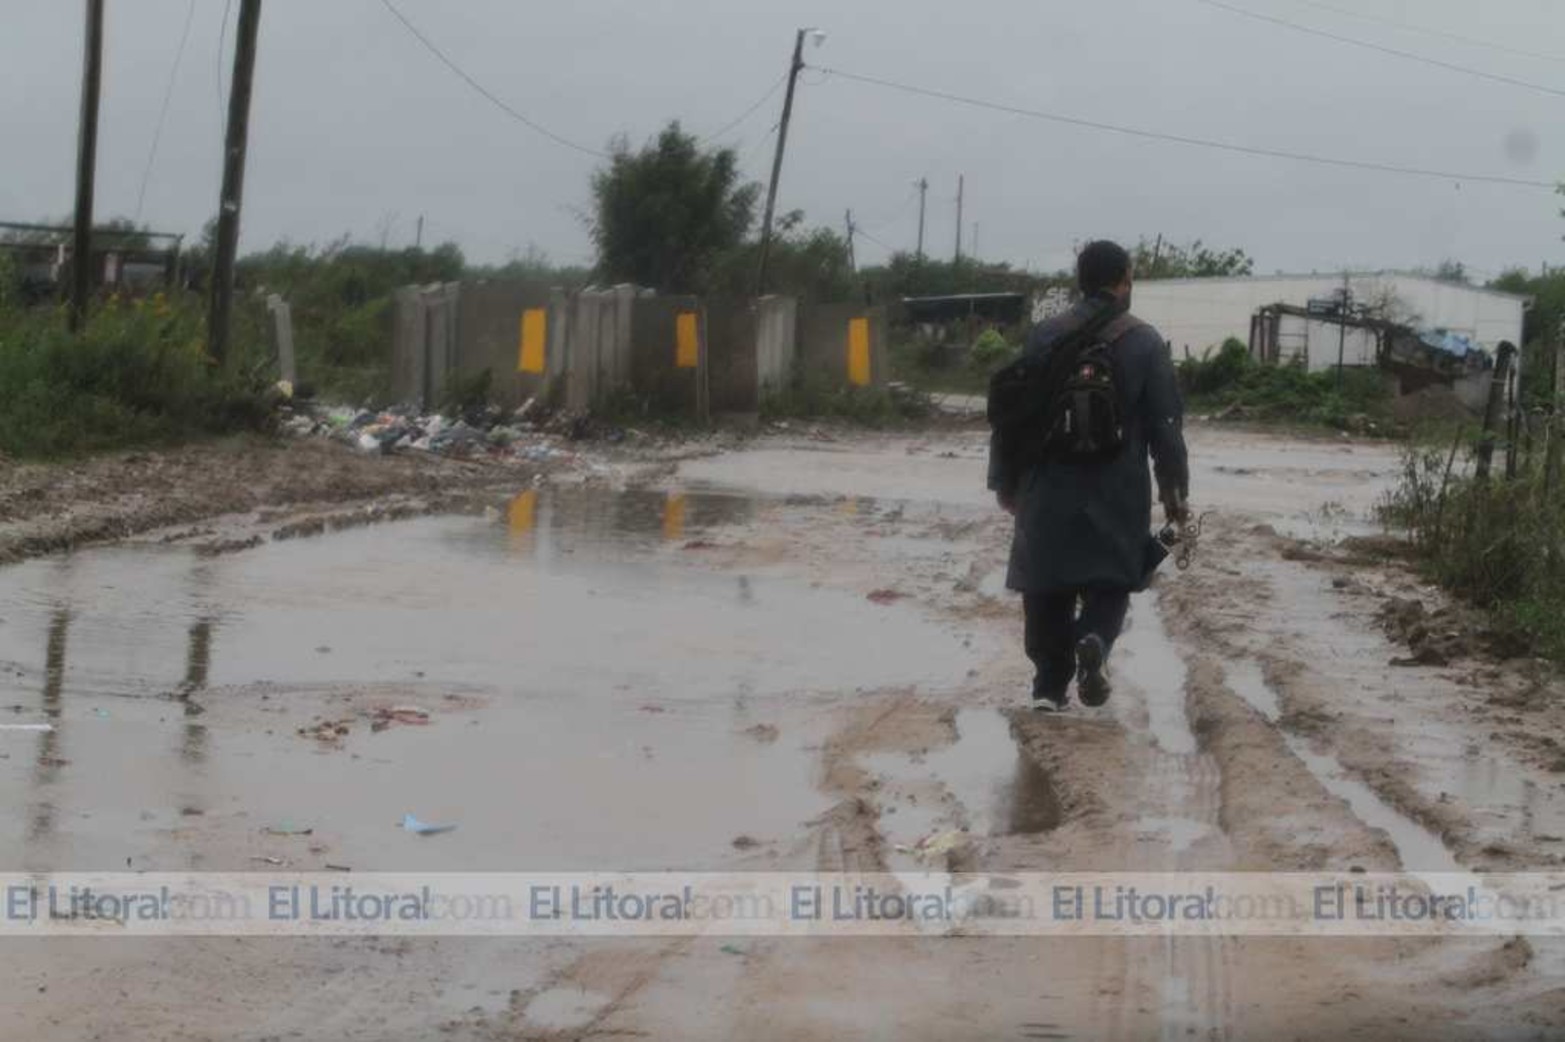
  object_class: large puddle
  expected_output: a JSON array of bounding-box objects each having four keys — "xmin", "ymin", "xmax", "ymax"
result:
[{"xmin": 0, "ymin": 487, "xmax": 981, "ymax": 872}]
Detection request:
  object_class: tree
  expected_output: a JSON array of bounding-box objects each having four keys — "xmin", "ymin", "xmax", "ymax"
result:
[
  {"xmin": 1492, "ymin": 266, "xmax": 1565, "ymax": 408},
  {"xmin": 706, "ymin": 211, "xmax": 857, "ymax": 303},
  {"xmin": 590, "ymin": 122, "xmax": 759, "ymax": 293},
  {"xmin": 1133, "ymin": 237, "xmax": 1254, "ymax": 279}
]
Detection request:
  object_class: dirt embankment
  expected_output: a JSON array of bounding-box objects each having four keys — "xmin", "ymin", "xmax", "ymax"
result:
[{"xmin": 0, "ymin": 437, "xmax": 552, "ymax": 565}]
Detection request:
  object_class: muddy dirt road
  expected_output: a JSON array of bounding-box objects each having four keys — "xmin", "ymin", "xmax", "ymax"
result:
[{"xmin": 2, "ymin": 424, "xmax": 1563, "ymax": 1040}]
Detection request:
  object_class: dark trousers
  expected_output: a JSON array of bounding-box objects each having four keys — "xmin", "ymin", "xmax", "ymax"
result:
[{"xmin": 1023, "ymin": 587, "xmax": 1131, "ymax": 698}]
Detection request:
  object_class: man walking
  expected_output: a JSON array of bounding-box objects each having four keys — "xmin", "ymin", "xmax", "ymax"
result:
[{"xmin": 988, "ymin": 240, "xmax": 1189, "ymax": 712}]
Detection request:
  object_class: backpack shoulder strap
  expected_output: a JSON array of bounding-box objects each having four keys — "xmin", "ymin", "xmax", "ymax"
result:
[{"xmin": 1098, "ymin": 313, "xmax": 1146, "ymax": 345}]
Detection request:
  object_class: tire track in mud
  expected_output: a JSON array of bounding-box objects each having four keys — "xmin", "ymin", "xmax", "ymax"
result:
[
  {"xmin": 1156, "ymin": 514, "xmax": 1565, "ymax": 1029},
  {"xmin": 1113, "ymin": 595, "xmax": 1237, "ymax": 1042}
]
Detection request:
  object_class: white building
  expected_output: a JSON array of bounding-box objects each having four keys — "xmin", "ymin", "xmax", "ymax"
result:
[{"xmin": 1133, "ymin": 273, "xmax": 1529, "ymax": 364}]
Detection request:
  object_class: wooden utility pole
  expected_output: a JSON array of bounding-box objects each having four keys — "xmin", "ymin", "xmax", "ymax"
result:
[
  {"xmin": 915, "ymin": 177, "xmax": 928, "ymax": 261},
  {"xmin": 756, "ymin": 28, "xmax": 816, "ymax": 294},
  {"xmin": 208, "ymin": 0, "xmax": 263, "ymax": 364},
  {"xmin": 953, "ymin": 175, "xmax": 964, "ymax": 264},
  {"xmin": 415, "ymin": 214, "xmax": 424, "ymax": 249},
  {"xmin": 843, "ymin": 210, "xmax": 856, "ymax": 273},
  {"xmin": 69, "ymin": 0, "xmax": 106, "ymax": 332}
]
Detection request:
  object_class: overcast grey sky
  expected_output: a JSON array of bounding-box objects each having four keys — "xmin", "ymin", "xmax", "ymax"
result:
[{"xmin": 4, "ymin": 0, "xmax": 1564, "ymax": 278}]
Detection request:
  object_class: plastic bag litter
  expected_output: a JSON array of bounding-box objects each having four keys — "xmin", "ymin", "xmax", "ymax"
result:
[
  {"xmin": 263, "ymin": 823, "xmax": 314, "ymax": 836},
  {"xmin": 371, "ymin": 706, "xmax": 431, "ymax": 732},
  {"xmin": 911, "ymin": 829, "xmax": 971, "ymax": 865},
  {"xmin": 402, "ymin": 814, "xmax": 456, "ymax": 836}
]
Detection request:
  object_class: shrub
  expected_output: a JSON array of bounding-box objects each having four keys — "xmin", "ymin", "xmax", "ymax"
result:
[
  {"xmin": 1382, "ymin": 434, "xmax": 1565, "ymax": 660},
  {"xmin": 0, "ymin": 294, "xmax": 272, "ymax": 458},
  {"xmin": 968, "ymin": 329, "xmax": 1017, "ymax": 372},
  {"xmin": 1179, "ymin": 337, "xmax": 1390, "ymax": 428},
  {"xmin": 1178, "ymin": 337, "xmax": 1251, "ymax": 396}
]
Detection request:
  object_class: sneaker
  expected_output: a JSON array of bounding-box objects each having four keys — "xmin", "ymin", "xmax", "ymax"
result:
[
  {"xmin": 1030, "ymin": 690, "xmax": 1069, "ymax": 714},
  {"xmin": 1076, "ymin": 634, "xmax": 1111, "ymax": 707}
]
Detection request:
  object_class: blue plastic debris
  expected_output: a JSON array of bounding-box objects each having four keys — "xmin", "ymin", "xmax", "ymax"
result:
[{"xmin": 401, "ymin": 814, "xmax": 456, "ymax": 836}]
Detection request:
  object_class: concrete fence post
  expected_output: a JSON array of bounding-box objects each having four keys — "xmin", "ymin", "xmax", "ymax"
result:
[{"xmin": 265, "ymin": 294, "xmax": 296, "ymax": 387}]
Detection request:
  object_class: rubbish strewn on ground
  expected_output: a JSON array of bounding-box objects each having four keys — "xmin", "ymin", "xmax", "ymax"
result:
[
  {"xmin": 401, "ymin": 814, "xmax": 456, "ymax": 836},
  {"xmin": 371, "ymin": 705, "xmax": 432, "ymax": 731},
  {"xmin": 741, "ymin": 723, "xmax": 779, "ymax": 744},
  {"xmin": 262, "ymin": 824, "xmax": 314, "ymax": 837},
  {"xmin": 297, "ymin": 718, "xmax": 352, "ymax": 744},
  {"xmin": 907, "ymin": 829, "xmax": 973, "ymax": 868},
  {"xmin": 278, "ymin": 400, "xmax": 628, "ymax": 476},
  {"xmin": 0, "ymin": 723, "xmax": 54, "ymax": 732},
  {"xmin": 867, "ymin": 589, "xmax": 908, "ymax": 605}
]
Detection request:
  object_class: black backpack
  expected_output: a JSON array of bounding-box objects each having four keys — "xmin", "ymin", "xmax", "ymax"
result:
[
  {"xmin": 1044, "ymin": 329, "xmax": 1131, "ymax": 461},
  {"xmin": 988, "ymin": 302, "xmax": 1138, "ymax": 469}
]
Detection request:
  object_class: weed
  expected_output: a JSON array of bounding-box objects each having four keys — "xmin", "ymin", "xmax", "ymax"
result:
[
  {"xmin": 1383, "ymin": 430, "xmax": 1565, "ymax": 660},
  {"xmin": 0, "ymin": 293, "xmax": 272, "ymax": 458}
]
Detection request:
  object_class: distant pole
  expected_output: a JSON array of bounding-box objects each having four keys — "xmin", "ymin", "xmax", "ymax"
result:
[
  {"xmin": 953, "ymin": 174, "xmax": 964, "ymax": 264},
  {"xmin": 756, "ymin": 28, "xmax": 815, "ymax": 295},
  {"xmin": 415, "ymin": 214, "xmax": 424, "ymax": 249},
  {"xmin": 972, "ymin": 221, "xmax": 980, "ymax": 260},
  {"xmin": 844, "ymin": 209, "xmax": 856, "ymax": 273},
  {"xmin": 915, "ymin": 177, "xmax": 928, "ymax": 261},
  {"xmin": 208, "ymin": 0, "xmax": 263, "ymax": 365},
  {"xmin": 69, "ymin": 0, "xmax": 106, "ymax": 333}
]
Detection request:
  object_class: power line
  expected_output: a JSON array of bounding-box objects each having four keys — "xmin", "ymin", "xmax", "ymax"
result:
[
  {"xmin": 377, "ymin": 0, "xmax": 606, "ymax": 159},
  {"xmin": 136, "ymin": 0, "xmax": 197, "ymax": 223},
  {"xmin": 1285, "ymin": 0, "xmax": 1565, "ymax": 67},
  {"xmin": 1194, "ymin": 0, "xmax": 1565, "ymax": 100},
  {"xmin": 856, "ymin": 226, "xmax": 897, "ymax": 254},
  {"xmin": 813, "ymin": 65, "xmax": 1557, "ymax": 189},
  {"xmin": 700, "ymin": 73, "xmax": 788, "ymax": 144},
  {"xmin": 739, "ymin": 122, "xmax": 780, "ymax": 172}
]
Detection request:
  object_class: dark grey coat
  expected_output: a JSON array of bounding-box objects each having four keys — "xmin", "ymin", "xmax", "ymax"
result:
[{"xmin": 987, "ymin": 300, "xmax": 1190, "ymax": 594}]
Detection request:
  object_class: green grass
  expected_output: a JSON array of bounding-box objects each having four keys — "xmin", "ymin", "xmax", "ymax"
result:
[{"xmin": 762, "ymin": 369, "xmax": 930, "ymax": 426}]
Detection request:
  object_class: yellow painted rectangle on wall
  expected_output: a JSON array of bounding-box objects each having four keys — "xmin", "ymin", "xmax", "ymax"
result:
[
  {"xmin": 518, "ymin": 309, "xmax": 548, "ymax": 373},
  {"xmin": 847, "ymin": 317, "xmax": 872, "ymax": 387},
  {"xmin": 675, "ymin": 312, "xmax": 700, "ymax": 369}
]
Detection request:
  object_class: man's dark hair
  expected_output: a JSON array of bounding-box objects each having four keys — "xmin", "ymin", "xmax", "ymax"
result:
[{"xmin": 1077, "ymin": 240, "xmax": 1132, "ymax": 295}]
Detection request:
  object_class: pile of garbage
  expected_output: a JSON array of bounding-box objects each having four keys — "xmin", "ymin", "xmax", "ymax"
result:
[{"xmin": 278, "ymin": 398, "xmax": 632, "ymax": 469}]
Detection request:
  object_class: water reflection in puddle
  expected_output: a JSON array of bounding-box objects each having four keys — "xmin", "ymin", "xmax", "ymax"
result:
[{"xmin": 0, "ymin": 486, "xmax": 982, "ymax": 871}]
